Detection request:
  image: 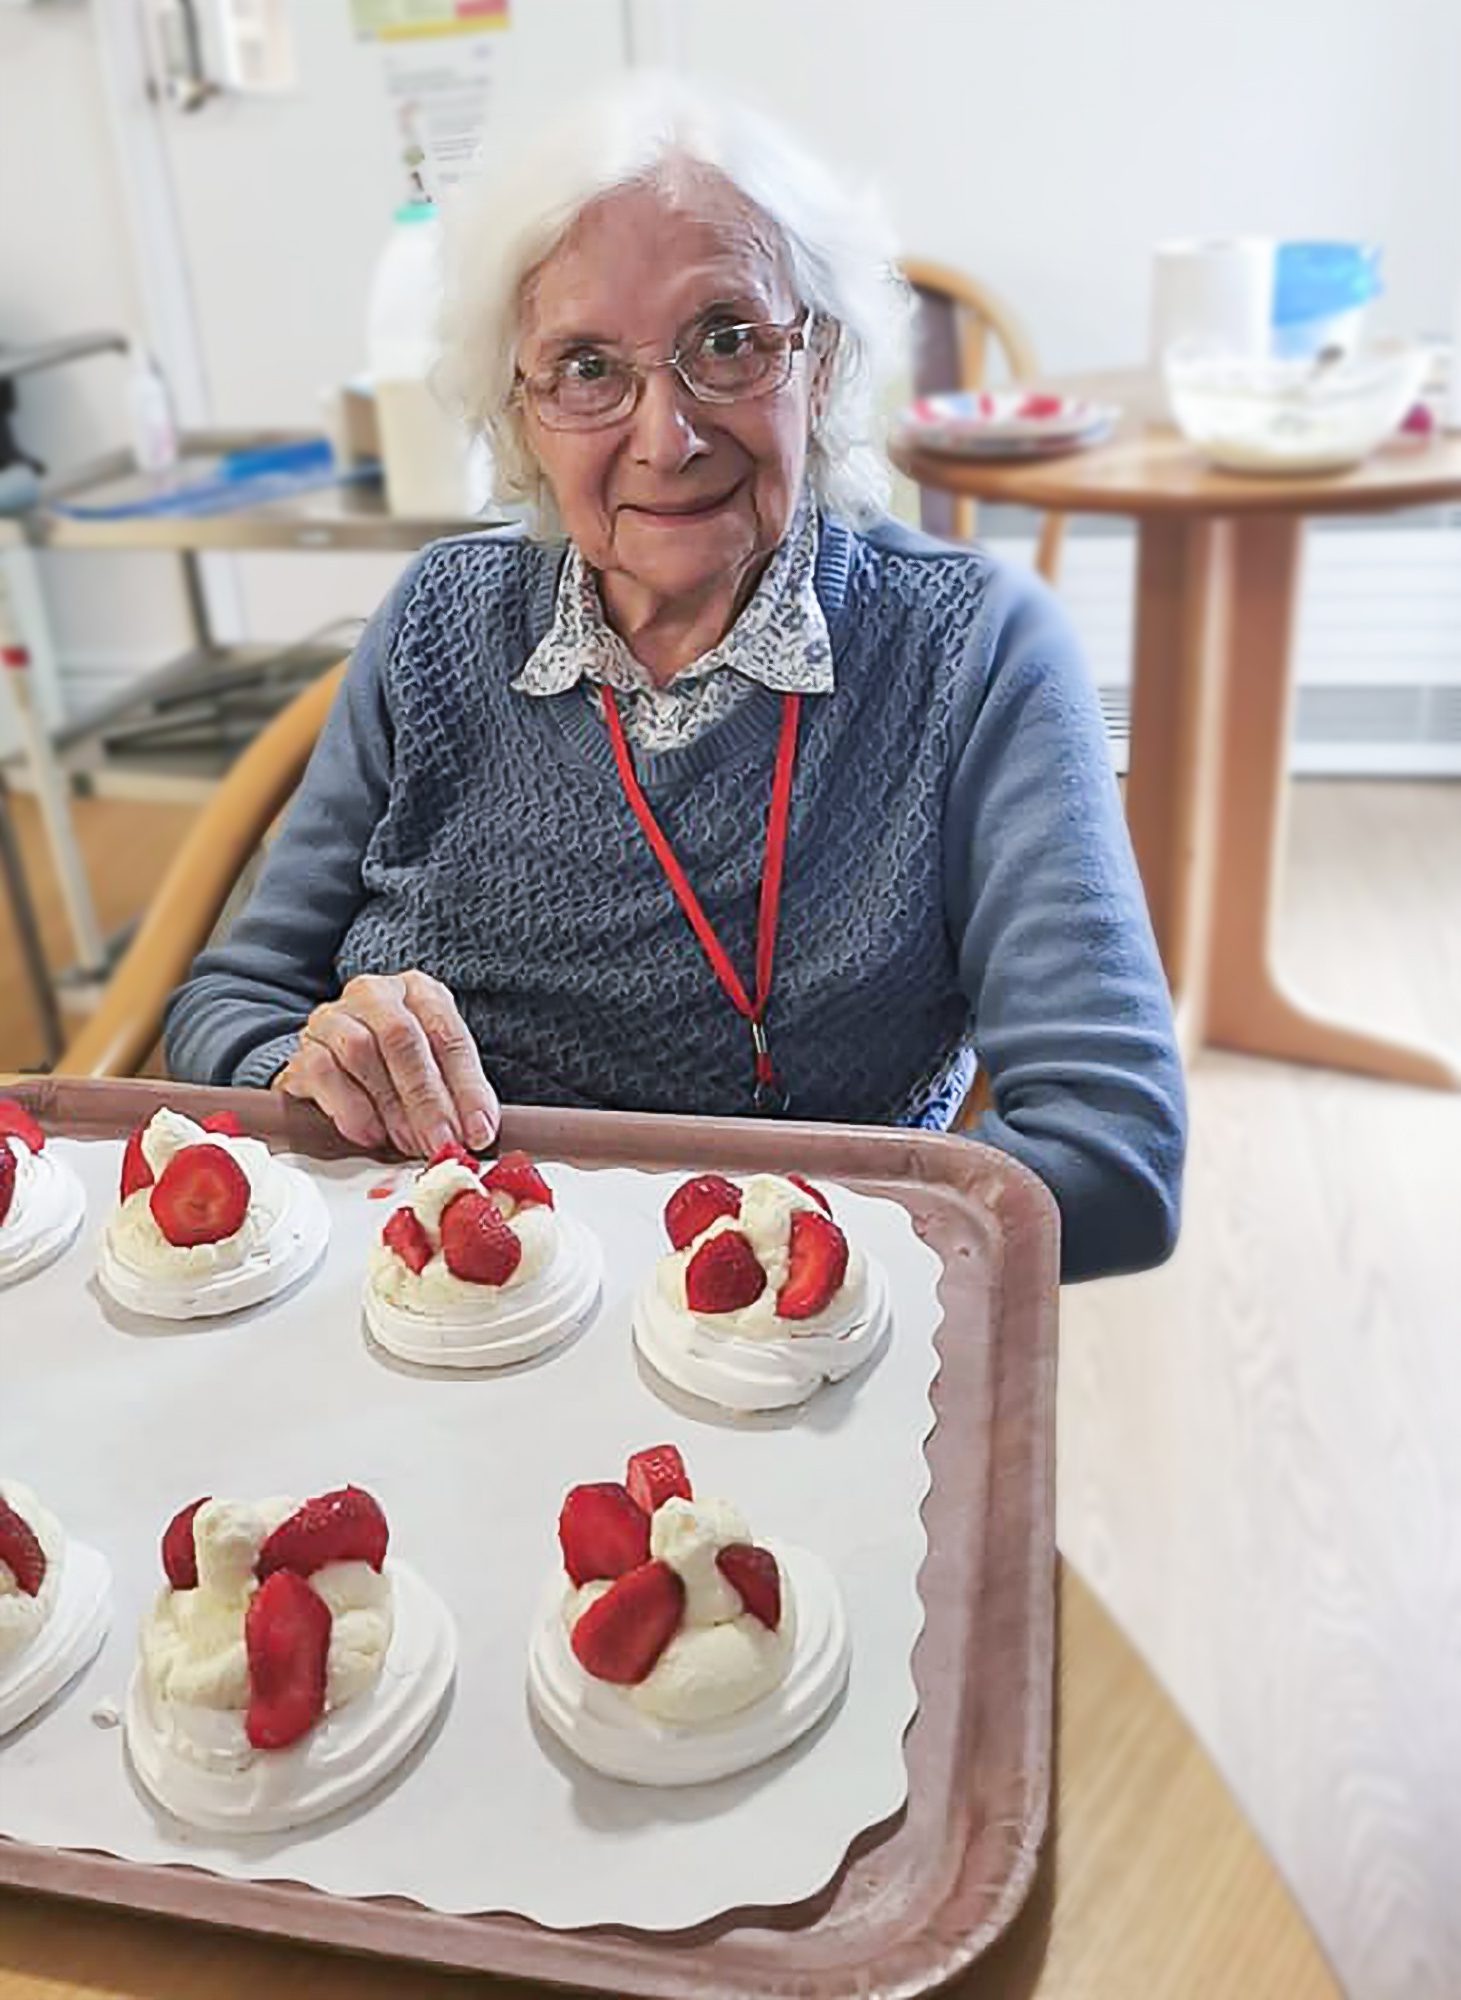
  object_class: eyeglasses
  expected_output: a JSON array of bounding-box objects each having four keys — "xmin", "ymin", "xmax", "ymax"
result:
[{"xmin": 515, "ymin": 309, "xmax": 816, "ymax": 432}]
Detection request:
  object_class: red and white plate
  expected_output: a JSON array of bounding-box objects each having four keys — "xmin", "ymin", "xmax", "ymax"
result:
[{"xmin": 899, "ymin": 389, "xmax": 1119, "ymax": 459}]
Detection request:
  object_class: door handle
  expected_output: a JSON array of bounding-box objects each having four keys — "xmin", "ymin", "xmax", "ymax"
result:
[{"xmin": 155, "ymin": 0, "xmax": 222, "ymax": 112}]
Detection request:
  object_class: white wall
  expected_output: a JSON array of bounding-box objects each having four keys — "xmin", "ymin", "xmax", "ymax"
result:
[
  {"xmin": 679, "ymin": 0, "xmax": 1461, "ymax": 369},
  {"xmin": 0, "ymin": 1, "xmax": 193, "ymax": 712}
]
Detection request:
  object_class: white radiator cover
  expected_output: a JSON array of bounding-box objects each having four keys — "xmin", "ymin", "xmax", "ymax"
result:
[{"xmin": 986, "ymin": 520, "xmax": 1461, "ymax": 776}]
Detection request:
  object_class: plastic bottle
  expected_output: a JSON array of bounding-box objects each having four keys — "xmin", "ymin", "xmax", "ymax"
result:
[
  {"xmin": 126, "ymin": 345, "xmax": 178, "ymax": 474},
  {"xmin": 366, "ymin": 202, "xmax": 491, "ymax": 518}
]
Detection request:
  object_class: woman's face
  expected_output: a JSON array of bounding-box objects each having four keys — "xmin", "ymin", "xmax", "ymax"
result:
[{"xmin": 516, "ymin": 176, "xmax": 816, "ymax": 619}]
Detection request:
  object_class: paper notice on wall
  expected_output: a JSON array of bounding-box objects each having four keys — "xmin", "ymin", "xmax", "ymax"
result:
[
  {"xmin": 378, "ymin": 30, "xmax": 497, "ymax": 202},
  {"xmin": 351, "ymin": 0, "xmax": 509, "ymax": 39}
]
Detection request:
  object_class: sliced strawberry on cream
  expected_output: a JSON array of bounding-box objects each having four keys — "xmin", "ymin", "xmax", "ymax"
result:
[
  {"xmin": 0, "ymin": 1496, "xmax": 46, "ymax": 1597},
  {"xmin": 441, "ymin": 1189, "xmax": 522, "ymax": 1285},
  {"xmin": 625, "ymin": 1444, "xmax": 692, "ymax": 1516},
  {"xmin": 120, "ymin": 1126, "xmax": 154, "ymax": 1199},
  {"xmin": 570, "ymin": 1560, "xmax": 684, "ymax": 1684},
  {"xmin": 0, "ymin": 1099, "xmax": 44, "ymax": 1155},
  {"xmin": 685, "ymin": 1229, "xmax": 765, "ymax": 1311},
  {"xmin": 382, "ymin": 1206, "xmax": 431, "ymax": 1274},
  {"xmin": 245, "ymin": 1570, "xmax": 331, "ymax": 1749},
  {"xmin": 0, "ymin": 1144, "xmax": 15, "ymax": 1231},
  {"xmin": 664, "ymin": 1173, "xmax": 740, "ymax": 1250},
  {"xmin": 558, "ymin": 1482, "xmax": 650, "ymax": 1586},
  {"xmin": 200, "ymin": 1110, "xmax": 245, "ymax": 1138},
  {"xmin": 786, "ymin": 1173, "xmax": 832, "ymax": 1216},
  {"xmin": 483, "ymin": 1151, "xmax": 554, "ymax": 1210},
  {"xmin": 161, "ymin": 1497, "xmax": 209, "ymax": 1591},
  {"xmin": 257, "ymin": 1486, "xmax": 389, "ymax": 1579},
  {"xmin": 775, "ymin": 1209, "xmax": 849, "ymax": 1320},
  {"xmin": 715, "ymin": 1543, "xmax": 782, "ymax": 1630},
  {"xmin": 149, "ymin": 1143, "xmax": 250, "ymax": 1248}
]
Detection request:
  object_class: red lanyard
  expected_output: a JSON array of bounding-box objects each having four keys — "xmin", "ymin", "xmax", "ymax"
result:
[{"xmin": 600, "ymin": 687, "xmax": 801, "ymax": 1113}]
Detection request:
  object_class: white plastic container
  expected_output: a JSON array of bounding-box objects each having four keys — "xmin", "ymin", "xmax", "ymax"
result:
[
  {"xmin": 366, "ymin": 202, "xmax": 491, "ymax": 519},
  {"xmin": 125, "ymin": 345, "xmax": 178, "ymax": 474}
]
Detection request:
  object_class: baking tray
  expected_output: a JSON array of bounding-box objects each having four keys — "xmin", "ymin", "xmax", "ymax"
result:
[{"xmin": 0, "ymin": 1076, "xmax": 1058, "ymax": 1999}]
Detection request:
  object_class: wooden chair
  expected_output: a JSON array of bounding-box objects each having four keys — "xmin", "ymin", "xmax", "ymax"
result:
[
  {"xmin": 901, "ymin": 256, "xmax": 1066, "ymax": 585},
  {"xmin": 54, "ymin": 663, "xmax": 346, "ymax": 1079}
]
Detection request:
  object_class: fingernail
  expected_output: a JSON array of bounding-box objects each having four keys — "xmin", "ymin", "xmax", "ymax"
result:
[{"xmin": 465, "ymin": 1110, "xmax": 494, "ymax": 1147}]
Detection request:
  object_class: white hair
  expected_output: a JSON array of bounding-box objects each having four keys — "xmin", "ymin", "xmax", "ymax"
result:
[{"xmin": 436, "ymin": 70, "xmax": 911, "ymax": 530}]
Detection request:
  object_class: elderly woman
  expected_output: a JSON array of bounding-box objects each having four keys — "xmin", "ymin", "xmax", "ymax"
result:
[{"xmin": 165, "ymin": 75, "xmax": 1184, "ymax": 1282}]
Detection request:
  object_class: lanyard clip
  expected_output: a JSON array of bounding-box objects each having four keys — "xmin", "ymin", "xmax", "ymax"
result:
[{"xmin": 749, "ymin": 1019, "xmax": 790, "ymax": 1116}]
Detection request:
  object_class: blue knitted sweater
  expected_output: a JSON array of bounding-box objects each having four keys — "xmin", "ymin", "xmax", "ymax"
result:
[{"xmin": 164, "ymin": 514, "xmax": 1185, "ymax": 1280}]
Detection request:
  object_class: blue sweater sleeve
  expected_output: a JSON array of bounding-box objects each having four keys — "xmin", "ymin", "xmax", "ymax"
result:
[
  {"xmin": 162, "ymin": 565, "xmax": 409, "ymax": 1089},
  {"xmin": 943, "ymin": 560, "xmax": 1186, "ymax": 1281}
]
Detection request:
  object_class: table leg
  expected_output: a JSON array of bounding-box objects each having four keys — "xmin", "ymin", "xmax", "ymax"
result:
[
  {"xmin": 1123, "ymin": 517, "xmax": 1231, "ymax": 1058},
  {"xmin": 1204, "ymin": 514, "xmax": 1460, "ymax": 1088}
]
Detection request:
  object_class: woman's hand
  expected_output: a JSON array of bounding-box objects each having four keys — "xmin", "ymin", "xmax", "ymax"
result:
[{"xmin": 272, "ymin": 972, "xmax": 501, "ymax": 1157}]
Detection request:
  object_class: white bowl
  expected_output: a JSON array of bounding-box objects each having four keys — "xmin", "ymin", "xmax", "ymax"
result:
[{"xmin": 1163, "ymin": 337, "xmax": 1430, "ymax": 474}]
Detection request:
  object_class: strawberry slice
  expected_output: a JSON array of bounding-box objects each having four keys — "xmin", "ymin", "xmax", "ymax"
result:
[
  {"xmin": 200, "ymin": 1110, "xmax": 244, "ymax": 1137},
  {"xmin": 245, "ymin": 1569, "xmax": 331, "ymax": 1750},
  {"xmin": 716, "ymin": 1543, "xmax": 782, "ymax": 1630},
  {"xmin": 382, "ymin": 1205, "xmax": 432, "ymax": 1274},
  {"xmin": 0, "ymin": 1497, "xmax": 46, "ymax": 1596},
  {"xmin": 428, "ymin": 1138, "xmax": 481, "ymax": 1173},
  {"xmin": 787, "ymin": 1173, "xmax": 832, "ymax": 1216},
  {"xmin": 625, "ymin": 1444, "xmax": 692, "ymax": 1516},
  {"xmin": 483, "ymin": 1150, "xmax": 554, "ymax": 1209},
  {"xmin": 161, "ymin": 1495, "xmax": 210, "ymax": 1590},
  {"xmin": 571, "ymin": 1559, "xmax": 685, "ymax": 1684},
  {"xmin": 256, "ymin": 1485, "xmax": 389, "ymax": 1579},
  {"xmin": 664, "ymin": 1173, "xmax": 741, "ymax": 1250},
  {"xmin": 148, "ymin": 1142, "xmax": 250, "ymax": 1248},
  {"xmin": 0, "ymin": 1098, "xmax": 44, "ymax": 1154},
  {"xmin": 440, "ymin": 1188, "xmax": 522, "ymax": 1284},
  {"xmin": 685, "ymin": 1229, "xmax": 766, "ymax": 1313},
  {"xmin": 775, "ymin": 1209, "xmax": 849, "ymax": 1320},
  {"xmin": 0, "ymin": 1141, "xmax": 14, "ymax": 1230},
  {"xmin": 558, "ymin": 1481, "xmax": 650, "ymax": 1586},
  {"xmin": 120, "ymin": 1124, "xmax": 154, "ymax": 1199}
]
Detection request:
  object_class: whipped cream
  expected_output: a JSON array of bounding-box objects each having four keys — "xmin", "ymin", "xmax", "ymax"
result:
[
  {"xmin": 127, "ymin": 1495, "xmax": 455, "ymax": 1832},
  {"xmin": 0, "ymin": 1135, "xmax": 86, "ymax": 1288},
  {"xmin": 633, "ymin": 1174, "xmax": 890, "ymax": 1411},
  {"xmin": 364, "ymin": 1161, "xmax": 602, "ymax": 1369},
  {"xmin": 128, "ymin": 1560, "xmax": 455, "ymax": 1832},
  {"xmin": 0, "ymin": 1479, "xmax": 63, "ymax": 1663},
  {"xmin": 0, "ymin": 1479, "xmax": 111, "ymax": 1737},
  {"xmin": 99, "ymin": 1110, "xmax": 329, "ymax": 1320},
  {"xmin": 529, "ymin": 1507, "xmax": 849, "ymax": 1787}
]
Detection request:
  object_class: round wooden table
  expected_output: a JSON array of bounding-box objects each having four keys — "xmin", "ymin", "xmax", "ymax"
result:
[
  {"xmin": 895, "ymin": 372, "xmax": 1461, "ymax": 1089},
  {"xmin": 0, "ymin": 1565, "xmax": 1335, "ymax": 2000}
]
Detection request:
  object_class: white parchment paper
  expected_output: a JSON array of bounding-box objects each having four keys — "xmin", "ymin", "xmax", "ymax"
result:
[{"xmin": 0, "ymin": 1138, "xmax": 943, "ymax": 1930}]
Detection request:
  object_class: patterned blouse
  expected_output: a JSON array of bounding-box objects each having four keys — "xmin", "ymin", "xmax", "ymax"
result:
[{"xmin": 510, "ymin": 493, "xmax": 832, "ymax": 749}]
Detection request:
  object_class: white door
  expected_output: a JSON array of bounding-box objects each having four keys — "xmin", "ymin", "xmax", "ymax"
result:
[{"xmin": 107, "ymin": 0, "xmax": 633, "ymax": 644}]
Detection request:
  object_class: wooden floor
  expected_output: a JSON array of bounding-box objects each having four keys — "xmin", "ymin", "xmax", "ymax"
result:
[
  {"xmin": 1062, "ymin": 779, "xmax": 1461, "ymax": 2000},
  {"xmin": 4, "ymin": 780, "xmax": 1460, "ymax": 1999}
]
